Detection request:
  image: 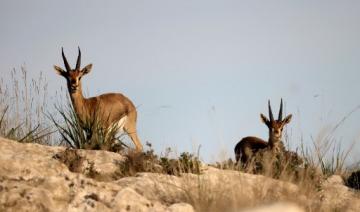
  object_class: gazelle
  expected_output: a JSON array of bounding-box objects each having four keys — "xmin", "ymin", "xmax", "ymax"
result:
[
  {"xmin": 54, "ymin": 47, "xmax": 143, "ymax": 152},
  {"xmin": 234, "ymin": 99, "xmax": 292, "ymax": 165}
]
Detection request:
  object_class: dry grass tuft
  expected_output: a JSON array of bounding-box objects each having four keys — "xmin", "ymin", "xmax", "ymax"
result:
[{"xmin": 0, "ymin": 66, "xmax": 53, "ymax": 143}]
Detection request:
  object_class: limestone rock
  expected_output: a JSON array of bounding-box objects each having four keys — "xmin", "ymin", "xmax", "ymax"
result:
[
  {"xmin": 167, "ymin": 203, "xmax": 195, "ymax": 212},
  {"xmin": 240, "ymin": 202, "xmax": 305, "ymax": 212},
  {"xmin": 112, "ymin": 188, "xmax": 165, "ymax": 212},
  {"xmin": 1, "ymin": 137, "xmax": 359, "ymax": 212},
  {"xmin": 320, "ymin": 175, "xmax": 360, "ymax": 212}
]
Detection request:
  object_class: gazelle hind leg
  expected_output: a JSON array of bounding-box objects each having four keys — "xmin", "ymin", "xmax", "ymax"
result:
[
  {"xmin": 126, "ymin": 129, "xmax": 143, "ymax": 152},
  {"xmin": 124, "ymin": 114, "xmax": 143, "ymax": 152}
]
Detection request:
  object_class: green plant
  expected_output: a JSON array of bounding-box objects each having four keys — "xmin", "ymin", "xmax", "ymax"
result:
[
  {"xmin": 49, "ymin": 100, "xmax": 127, "ymax": 151},
  {"xmin": 0, "ymin": 106, "xmax": 51, "ymax": 143}
]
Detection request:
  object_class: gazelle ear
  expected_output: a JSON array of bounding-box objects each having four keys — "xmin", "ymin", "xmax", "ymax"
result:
[
  {"xmin": 54, "ymin": 65, "xmax": 66, "ymax": 77},
  {"xmin": 81, "ymin": 64, "xmax": 92, "ymax": 75},
  {"xmin": 283, "ymin": 114, "xmax": 292, "ymax": 124},
  {"xmin": 260, "ymin": 113, "xmax": 269, "ymax": 124}
]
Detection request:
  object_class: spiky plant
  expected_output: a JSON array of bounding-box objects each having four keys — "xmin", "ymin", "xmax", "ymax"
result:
[
  {"xmin": 0, "ymin": 105, "xmax": 52, "ymax": 143},
  {"xmin": 49, "ymin": 101, "xmax": 127, "ymax": 151}
]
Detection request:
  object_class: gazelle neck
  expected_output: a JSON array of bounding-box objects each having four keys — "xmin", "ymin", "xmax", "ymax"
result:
[
  {"xmin": 268, "ymin": 136, "xmax": 284, "ymax": 153},
  {"xmin": 69, "ymin": 83, "xmax": 87, "ymax": 114}
]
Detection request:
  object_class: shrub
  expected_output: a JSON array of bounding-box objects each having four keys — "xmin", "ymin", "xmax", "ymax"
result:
[
  {"xmin": 118, "ymin": 142, "xmax": 201, "ymax": 177},
  {"xmin": 49, "ymin": 101, "xmax": 127, "ymax": 151},
  {"xmin": 346, "ymin": 169, "xmax": 360, "ymax": 190}
]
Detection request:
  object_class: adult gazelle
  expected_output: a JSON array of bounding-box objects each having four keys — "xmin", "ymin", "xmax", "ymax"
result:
[
  {"xmin": 54, "ymin": 47, "xmax": 143, "ymax": 151},
  {"xmin": 234, "ymin": 99, "xmax": 292, "ymax": 165}
]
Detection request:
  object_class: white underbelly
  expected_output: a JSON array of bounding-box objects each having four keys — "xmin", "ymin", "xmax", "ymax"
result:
[{"xmin": 110, "ymin": 116, "xmax": 127, "ymax": 132}]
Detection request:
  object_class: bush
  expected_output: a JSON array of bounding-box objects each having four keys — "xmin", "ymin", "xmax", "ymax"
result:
[
  {"xmin": 118, "ymin": 142, "xmax": 201, "ymax": 177},
  {"xmin": 49, "ymin": 101, "xmax": 127, "ymax": 151},
  {"xmin": 346, "ymin": 170, "xmax": 360, "ymax": 190}
]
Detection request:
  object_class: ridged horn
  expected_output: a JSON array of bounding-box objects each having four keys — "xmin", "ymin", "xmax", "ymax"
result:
[
  {"xmin": 278, "ymin": 98, "xmax": 283, "ymax": 121},
  {"xmin": 76, "ymin": 47, "xmax": 81, "ymax": 70},
  {"xmin": 61, "ymin": 47, "xmax": 71, "ymax": 71},
  {"xmin": 268, "ymin": 100, "xmax": 274, "ymax": 122}
]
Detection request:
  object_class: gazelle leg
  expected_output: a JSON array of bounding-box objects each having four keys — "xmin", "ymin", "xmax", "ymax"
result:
[
  {"xmin": 124, "ymin": 117, "xmax": 143, "ymax": 152},
  {"xmin": 126, "ymin": 130, "xmax": 143, "ymax": 152}
]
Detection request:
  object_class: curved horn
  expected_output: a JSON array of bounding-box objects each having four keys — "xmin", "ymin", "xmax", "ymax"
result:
[
  {"xmin": 278, "ymin": 98, "xmax": 283, "ymax": 121},
  {"xmin": 76, "ymin": 47, "xmax": 81, "ymax": 70},
  {"xmin": 61, "ymin": 47, "xmax": 71, "ymax": 71},
  {"xmin": 268, "ymin": 100, "xmax": 274, "ymax": 122}
]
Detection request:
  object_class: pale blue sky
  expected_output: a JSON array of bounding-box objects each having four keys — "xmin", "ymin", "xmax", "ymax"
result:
[{"xmin": 1, "ymin": 0, "xmax": 360, "ymax": 163}]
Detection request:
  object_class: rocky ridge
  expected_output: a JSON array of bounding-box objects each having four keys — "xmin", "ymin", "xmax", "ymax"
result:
[{"xmin": 0, "ymin": 137, "xmax": 359, "ymax": 211}]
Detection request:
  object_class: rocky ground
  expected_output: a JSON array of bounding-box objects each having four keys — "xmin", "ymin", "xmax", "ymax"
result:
[{"xmin": 0, "ymin": 137, "xmax": 359, "ymax": 212}]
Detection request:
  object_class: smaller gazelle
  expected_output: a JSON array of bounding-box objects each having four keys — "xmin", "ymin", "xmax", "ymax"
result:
[
  {"xmin": 54, "ymin": 47, "xmax": 143, "ymax": 151},
  {"xmin": 234, "ymin": 99, "xmax": 292, "ymax": 165}
]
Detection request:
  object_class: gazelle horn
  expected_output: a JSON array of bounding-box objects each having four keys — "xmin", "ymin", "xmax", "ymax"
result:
[
  {"xmin": 61, "ymin": 47, "xmax": 71, "ymax": 72},
  {"xmin": 76, "ymin": 47, "xmax": 81, "ymax": 70},
  {"xmin": 278, "ymin": 98, "xmax": 283, "ymax": 121},
  {"xmin": 268, "ymin": 100, "xmax": 274, "ymax": 122}
]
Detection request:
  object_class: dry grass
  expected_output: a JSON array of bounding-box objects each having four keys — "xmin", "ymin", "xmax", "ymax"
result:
[
  {"xmin": 118, "ymin": 142, "xmax": 201, "ymax": 177},
  {"xmin": 0, "ymin": 66, "xmax": 53, "ymax": 143},
  {"xmin": 205, "ymin": 126, "xmax": 360, "ymax": 211},
  {"xmin": 180, "ymin": 150, "xmax": 353, "ymax": 211}
]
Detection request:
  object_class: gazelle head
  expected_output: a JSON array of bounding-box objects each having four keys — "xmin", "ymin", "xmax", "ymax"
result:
[
  {"xmin": 54, "ymin": 47, "xmax": 93, "ymax": 93},
  {"xmin": 260, "ymin": 99, "xmax": 292, "ymax": 142}
]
